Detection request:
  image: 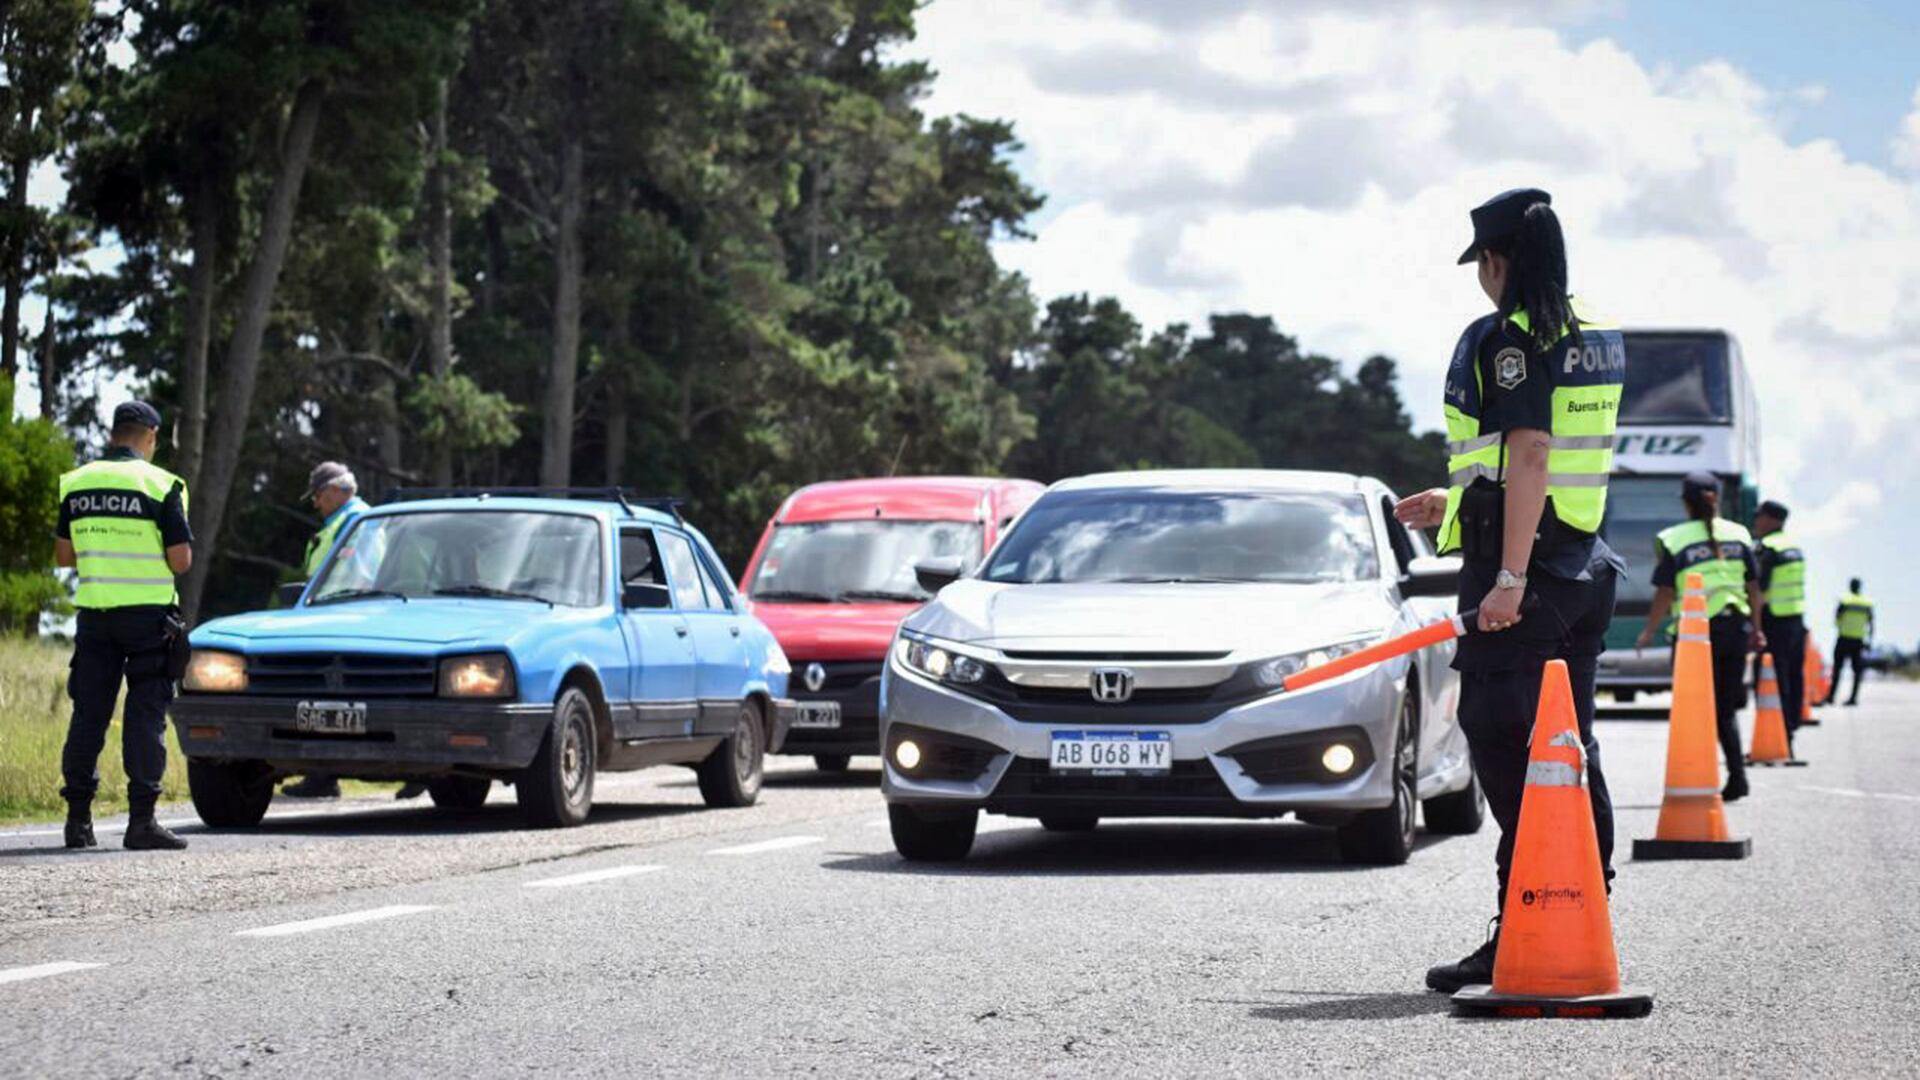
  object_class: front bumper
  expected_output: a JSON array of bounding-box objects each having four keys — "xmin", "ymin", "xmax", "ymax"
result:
[
  {"xmin": 171, "ymin": 695, "xmax": 551, "ymax": 777},
  {"xmin": 879, "ymin": 660, "xmax": 1406, "ymax": 819}
]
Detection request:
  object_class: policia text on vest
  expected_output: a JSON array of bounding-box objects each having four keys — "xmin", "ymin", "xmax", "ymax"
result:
[{"xmin": 51, "ymin": 401, "xmax": 194, "ymax": 851}]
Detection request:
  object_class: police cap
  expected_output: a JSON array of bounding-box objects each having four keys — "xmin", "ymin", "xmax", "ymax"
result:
[
  {"xmin": 1457, "ymin": 187, "xmax": 1552, "ymax": 265},
  {"xmin": 1757, "ymin": 499, "xmax": 1789, "ymax": 522},
  {"xmin": 1681, "ymin": 471, "xmax": 1720, "ymax": 497},
  {"xmin": 112, "ymin": 400, "xmax": 162, "ymax": 430}
]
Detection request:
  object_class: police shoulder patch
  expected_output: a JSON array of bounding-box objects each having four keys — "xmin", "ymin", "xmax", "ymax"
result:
[{"xmin": 1493, "ymin": 347, "xmax": 1527, "ymax": 391}]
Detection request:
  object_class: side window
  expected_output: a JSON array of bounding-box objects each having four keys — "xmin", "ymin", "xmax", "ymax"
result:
[
  {"xmin": 693, "ymin": 549, "xmax": 734, "ymax": 612},
  {"xmin": 1379, "ymin": 496, "xmax": 1415, "ymax": 575},
  {"xmin": 620, "ymin": 529, "xmax": 665, "ymax": 587},
  {"xmin": 658, "ymin": 531, "xmax": 713, "ymax": 611}
]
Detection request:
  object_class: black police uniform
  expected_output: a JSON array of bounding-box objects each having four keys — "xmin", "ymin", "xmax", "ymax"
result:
[
  {"xmin": 1754, "ymin": 539, "xmax": 1807, "ymax": 746},
  {"xmin": 1651, "ymin": 527, "xmax": 1758, "ymax": 798}
]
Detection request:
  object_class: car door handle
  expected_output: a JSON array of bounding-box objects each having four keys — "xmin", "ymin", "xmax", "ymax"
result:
[
  {"xmin": 729, "ymin": 625, "xmax": 741, "ymax": 637},
  {"xmin": 675, "ymin": 625, "xmax": 689, "ymax": 637}
]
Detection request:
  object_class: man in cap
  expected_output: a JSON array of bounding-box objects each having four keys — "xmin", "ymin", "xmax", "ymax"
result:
[
  {"xmin": 279, "ymin": 462, "xmax": 372, "ymax": 801},
  {"xmin": 52, "ymin": 401, "xmax": 193, "ymax": 850},
  {"xmin": 1751, "ymin": 500, "xmax": 1809, "ymax": 751}
]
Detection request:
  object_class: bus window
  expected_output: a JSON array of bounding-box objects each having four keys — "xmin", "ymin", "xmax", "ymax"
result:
[
  {"xmin": 1620, "ymin": 335, "xmax": 1732, "ymax": 423},
  {"xmin": 1600, "ymin": 476, "xmax": 1681, "ymax": 609}
]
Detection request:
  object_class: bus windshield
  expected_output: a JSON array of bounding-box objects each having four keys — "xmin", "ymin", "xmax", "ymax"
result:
[
  {"xmin": 1620, "ymin": 335, "xmax": 1732, "ymax": 424},
  {"xmin": 1600, "ymin": 477, "xmax": 1684, "ymax": 608}
]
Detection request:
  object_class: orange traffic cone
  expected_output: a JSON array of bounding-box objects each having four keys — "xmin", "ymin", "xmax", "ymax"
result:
[
  {"xmin": 1452, "ymin": 660, "xmax": 1653, "ymax": 1019},
  {"xmin": 1801, "ymin": 644, "xmax": 1826, "ymax": 727},
  {"xmin": 1746, "ymin": 654, "xmax": 1806, "ymax": 767},
  {"xmin": 1633, "ymin": 572, "xmax": 1752, "ymax": 860}
]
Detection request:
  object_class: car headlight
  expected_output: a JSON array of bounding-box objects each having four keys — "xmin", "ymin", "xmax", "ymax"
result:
[
  {"xmin": 892, "ymin": 633, "xmax": 989, "ymax": 686},
  {"xmin": 1252, "ymin": 636, "xmax": 1378, "ymax": 689},
  {"xmin": 182, "ymin": 649, "xmax": 248, "ymax": 692},
  {"xmin": 438, "ymin": 653, "xmax": 517, "ymax": 698}
]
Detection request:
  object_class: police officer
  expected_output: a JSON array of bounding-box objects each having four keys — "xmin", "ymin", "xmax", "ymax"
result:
[
  {"xmin": 1395, "ymin": 188, "xmax": 1625, "ymax": 993},
  {"xmin": 52, "ymin": 401, "xmax": 192, "ymax": 851},
  {"xmin": 1635, "ymin": 472, "xmax": 1765, "ymax": 800},
  {"xmin": 281, "ymin": 461, "xmax": 373, "ymax": 801},
  {"xmin": 1751, "ymin": 500, "xmax": 1808, "ymax": 750},
  {"xmin": 1825, "ymin": 578, "xmax": 1874, "ymax": 706}
]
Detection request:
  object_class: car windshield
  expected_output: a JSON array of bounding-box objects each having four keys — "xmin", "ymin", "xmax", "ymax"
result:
[
  {"xmin": 310, "ymin": 511, "xmax": 603, "ymax": 608},
  {"xmin": 982, "ymin": 488, "xmax": 1379, "ymax": 585},
  {"xmin": 748, "ymin": 520, "xmax": 983, "ymax": 603}
]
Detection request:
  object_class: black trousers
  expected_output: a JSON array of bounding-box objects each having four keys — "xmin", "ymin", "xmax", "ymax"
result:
[
  {"xmin": 1708, "ymin": 613, "xmax": 1750, "ymax": 793},
  {"xmin": 1758, "ymin": 614, "xmax": 1806, "ymax": 743},
  {"xmin": 1829, "ymin": 638, "xmax": 1867, "ymax": 704},
  {"xmin": 62, "ymin": 607, "xmax": 174, "ymax": 809},
  {"xmin": 1453, "ymin": 562, "xmax": 1617, "ymax": 912}
]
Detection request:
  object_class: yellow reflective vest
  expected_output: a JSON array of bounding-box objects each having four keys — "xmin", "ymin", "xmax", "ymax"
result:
[
  {"xmin": 58, "ymin": 456, "xmax": 189, "ymax": 609},
  {"xmin": 1759, "ymin": 532, "xmax": 1806, "ymax": 618},
  {"xmin": 1836, "ymin": 591, "xmax": 1874, "ymax": 640},
  {"xmin": 1657, "ymin": 517, "xmax": 1753, "ymax": 623}
]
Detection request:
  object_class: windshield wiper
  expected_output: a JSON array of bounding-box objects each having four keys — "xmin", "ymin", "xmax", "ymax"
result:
[
  {"xmin": 310, "ymin": 588, "xmax": 410, "ymax": 606},
  {"xmin": 433, "ymin": 585, "xmax": 555, "ymax": 607},
  {"xmin": 751, "ymin": 589, "xmax": 841, "ymax": 603},
  {"xmin": 837, "ymin": 589, "xmax": 925, "ymax": 603},
  {"xmin": 1099, "ymin": 575, "xmax": 1249, "ymax": 584}
]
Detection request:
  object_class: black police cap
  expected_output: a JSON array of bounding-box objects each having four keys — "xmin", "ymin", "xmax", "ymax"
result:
[
  {"xmin": 1457, "ymin": 187, "xmax": 1552, "ymax": 265},
  {"xmin": 113, "ymin": 400, "xmax": 162, "ymax": 430},
  {"xmin": 1681, "ymin": 471, "xmax": 1720, "ymax": 496},
  {"xmin": 1757, "ymin": 500, "xmax": 1789, "ymax": 521}
]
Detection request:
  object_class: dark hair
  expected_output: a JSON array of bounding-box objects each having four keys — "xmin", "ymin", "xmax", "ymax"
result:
[
  {"xmin": 1850, "ymin": 578, "xmax": 1862, "ymax": 592},
  {"xmin": 110, "ymin": 421, "xmax": 153, "ymax": 443},
  {"xmin": 1683, "ymin": 484, "xmax": 1719, "ymax": 550},
  {"xmin": 1488, "ymin": 202, "xmax": 1574, "ymax": 352}
]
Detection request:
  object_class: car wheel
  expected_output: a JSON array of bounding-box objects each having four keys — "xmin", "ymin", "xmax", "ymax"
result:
[
  {"xmin": 187, "ymin": 759, "xmax": 274, "ymax": 828},
  {"xmin": 517, "ymin": 687, "xmax": 597, "ymax": 828},
  {"xmin": 698, "ymin": 701, "xmax": 766, "ymax": 808},
  {"xmin": 889, "ymin": 803, "xmax": 978, "ymax": 861},
  {"xmin": 1422, "ymin": 768, "xmax": 1485, "ymax": 835},
  {"xmin": 1613, "ymin": 689, "xmax": 1639, "ymax": 704},
  {"xmin": 1336, "ymin": 696, "xmax": 1417, "ymax": 866},
  {"xmin": 427, "ymin": 776, "xmax": 492, "ymax": 811},
  {"xmin": 814, "ymin": 754, "xmax": 851, "ymax": 774},
  {"xmin": 1040, "ymin": 815, "xmax": 1098, "ymax": 832}
]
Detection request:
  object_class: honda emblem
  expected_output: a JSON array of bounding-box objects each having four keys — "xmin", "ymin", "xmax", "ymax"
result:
[{"xmin": 1090, "ymin": 667, "xmax": 1135, "ymax": 704}]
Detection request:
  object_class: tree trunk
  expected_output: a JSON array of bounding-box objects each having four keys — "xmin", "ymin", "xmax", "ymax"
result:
[
  {"xmin": 176, "ymin": 186, "xmax": 219, "ymax": 493},
  {"xmin": 365, "ymin": 307, "xmax": 402, "ymax": 499},
  {"xmin": 180, "ymin": 80, "xmax": 325, "ymax": 622},
  {"xmin": 1, "ymin": 138, "xmax": 27, "ymax": 389},
  {"xmin": 427, "ymin": 77, "xmax": 454, "ymax": 486},
  {"xmin": 603, "ymin": 294, "xmax": 630, "ymax": 485},
  {"xmin": 539, "ymin": 132, "xmax": 583, "ymax": 488},
  {"xmin": 35, "ymin": 306, "xmax": 56, "ymax": 419}
]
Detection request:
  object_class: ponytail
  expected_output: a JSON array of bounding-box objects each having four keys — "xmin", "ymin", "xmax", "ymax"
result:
[
  {"xmin": 1684, "ymin": 487, "xmax": 1719, "ymax": 549},
  {"xmin": 1491, "ymin": 202, "xmax": 1575, "ymax": 353}
]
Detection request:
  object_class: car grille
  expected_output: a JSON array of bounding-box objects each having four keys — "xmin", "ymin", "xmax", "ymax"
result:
[
  {"xmin": 959, "ymin": 665, "xmax": 1263, "ymax": 726},
  {"xmin": 244, "ymin": 653, "xmax": 438, "ymax": 698},
  {"xmin": 798, "ymin": 660, "xmax": 882, "ymax": 692}
]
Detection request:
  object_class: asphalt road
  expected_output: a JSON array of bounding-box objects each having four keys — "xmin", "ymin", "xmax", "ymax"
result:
[{"xmin": 5, "ymin": 681, "xmax": 1918, "ymax": 1078}]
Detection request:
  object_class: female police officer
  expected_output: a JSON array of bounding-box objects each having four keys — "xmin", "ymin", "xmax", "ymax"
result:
[{"xmin": 1394, "ymin": 188, "xmax": 1626, "ymax": 993}]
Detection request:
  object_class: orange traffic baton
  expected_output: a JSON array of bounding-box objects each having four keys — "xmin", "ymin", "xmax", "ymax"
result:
[
  {"xmin": 1453, "ymin": 659, "xmax": 1653, "ymax": 1018},
  {"xmin": 1633, "ymin": 573, "xmax": 1751, "ymax": 859},
  {"xmin": 1747, "ymin": 653, "xmax": 1805, "ymax": 767},
  {"xmin": 1281, "ymin": 598, "xmax": 1538, "ymax": 694}
]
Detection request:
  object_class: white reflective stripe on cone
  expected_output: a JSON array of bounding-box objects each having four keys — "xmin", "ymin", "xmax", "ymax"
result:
[
  {"xmin": 1526, "ymin": 761, "xmax": 1584, "ymax": 788},
  {"xmin": 1666, "ymin": 786, "xmax": 1720, "ymax": 797}
]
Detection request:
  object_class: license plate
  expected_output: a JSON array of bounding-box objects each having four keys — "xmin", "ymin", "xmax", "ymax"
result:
[
  {"xmin": 295, "ymin": 700, "xmax": 368, "ymax": 735},
  {"xmin": 1049, "ymin": 731, "xmax": 1171, "ymax": 775},
  {"xmin": 793, "ymin": 701, "xmax": 842, "ymax": 729}
]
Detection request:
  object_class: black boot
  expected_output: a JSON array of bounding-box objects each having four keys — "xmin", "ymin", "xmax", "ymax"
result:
[
  {"xmin": 282, "ymin": 774, "xmax": 341, "ymax": 799},
  {"xmin": 1426, "ymin": 920, "xmax": 1500, "ymax": 993},
  {"xmin": 64, "ymin": 801, "xmax": 96, "ymax": 850},
  {"xmin": 124, "ymin": 803, "xmax": 187, "ymax": 851}
]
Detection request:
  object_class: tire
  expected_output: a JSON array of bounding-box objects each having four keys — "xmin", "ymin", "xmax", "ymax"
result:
[
  {"xmin": 889, "ymin": 803, "xmax": 978, "ymax": 861},
  {"xmin": 814, "ymin": 754, "xmax": 851, "ymax": 774},
  {"xmin": 1613, "ymin": 689, "xmax": 1639, "ymax": 704},
  {"xmin": 427, "ymin": 775, "xmax": 492, "ymax": 811},
  {"xmin": 1040, "ymin": 815, "xmax": 1098, "ymax": 832},
  {"xmin": 516, "ymin": 687, "xmax": 597, "ymax": 828},
  {"xmin": 187, "ymin": 759, "xmax": 275, "ymax": 828},
  {"xmin": 1422, "ymin": 769, "xmax": 1485, "ymax": 835},
  {"xmin": 697, "ymin": 701, "xmax": 766, "ymax": 808},
  {"xmin": 1337, "ymin": 694, "xmax": 1417, "ymax": 866}
]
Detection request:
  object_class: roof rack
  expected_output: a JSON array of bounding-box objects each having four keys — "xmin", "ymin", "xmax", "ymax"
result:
[{"xmin": 383, "ymin": 487, "xmax": 685, "ymax": 522}]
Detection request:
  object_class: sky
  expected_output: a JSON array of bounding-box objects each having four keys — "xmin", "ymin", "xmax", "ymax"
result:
[{"xmin": 904, "ymin": 0, "xmax": 1920, "ymax": 649}]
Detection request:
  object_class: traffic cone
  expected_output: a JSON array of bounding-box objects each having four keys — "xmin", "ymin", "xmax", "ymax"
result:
[
  {"xmin": 1452, "ymin": 660, "xmax": 1653, "ymax": 1019},
  {"xmin": 1746, "ymin": 654, "xmax": 1805, "ymax": 767},
  {"xmin": 1801, "ymin": 644, "xmax": 1825, "ymax": 727},
  {"xmin": 1633, "ymin": 573, "xmax": 1752, "ymax": 860}
]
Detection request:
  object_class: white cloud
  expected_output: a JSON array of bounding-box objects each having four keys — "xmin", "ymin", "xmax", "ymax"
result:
[{"xmin": 1894, "ymin": 84, "xmax": 1920, "ymax": 176}]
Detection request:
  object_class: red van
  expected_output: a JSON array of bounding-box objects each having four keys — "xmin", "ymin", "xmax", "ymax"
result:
[{"xmin": 740, "ymin": 476, "xmax": 1043, "ymax": 771}]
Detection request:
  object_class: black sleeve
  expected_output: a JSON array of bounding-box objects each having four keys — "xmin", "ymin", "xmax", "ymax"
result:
[
  {"xmin": 55, "ymin": 497, "xmax": 72, "ymax": 540},
  {"xmin": 1476, "ymin": 327, "xmax": 1555, "ymax": 434},
  {"xmin": 1753, "ymin": 544, "xmax": 1774, "ymax": 589},
  {"xmin": 1740, "ymin": 543, "xmax": 1758, "ymax": 584},
  {"xmin": 158, "ymin": 482, "xmax": 193, "ymax": 546},
  {"xmin": 1651, "ymin": 539, "xmax": 1677, "ymax": 589}
]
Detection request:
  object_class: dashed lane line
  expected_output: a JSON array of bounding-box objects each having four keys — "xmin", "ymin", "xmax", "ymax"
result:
[
  {"xmin": 1799, "ymin": 785, "xmax": 1920, "ymax": 804},
  {"xmin": 0, "ymin": 962, "xmax": 103, "ymax": 986},
  {"xmin": 708, "ymin": 835, "xmax": 822, "ymax": 856},
  {"xmin": 523, "ymin": 865, "xmax": 664, "ymax": 889},
  {"xmin": 236, "ymin": 905, "xmax": 438, "ymax": 938}
]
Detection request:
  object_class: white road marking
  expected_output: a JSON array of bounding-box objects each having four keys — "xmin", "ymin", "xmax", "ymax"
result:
[
  {"xmin": 0, "ymin": 961, "xmax": 103, "ymax": 986},
  {"xmin": 0, "ymin": 817, "xmax": 196, "ymax": 840},
  {"xmin": 236, "ymin": 905, "xmax": 437, "ymax": 938},
  {"xmin": 708, "ymin": 835, "xmax": 821, "ymax": 856},
  {"xmin": 1800, "ymin": 785, "xmax": 1920, "ymax": 804},
  {"xmin": 523, "ymin": 865, "xmax": 664, "ymax": 889}
]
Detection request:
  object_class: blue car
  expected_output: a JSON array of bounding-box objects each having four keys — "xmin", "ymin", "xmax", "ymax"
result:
[{"xmin": 172, "ymin": 491, "xmax": 797, "ymax": 828}]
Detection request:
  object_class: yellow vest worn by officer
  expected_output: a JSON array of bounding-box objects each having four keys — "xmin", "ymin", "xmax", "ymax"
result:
[
  {"xmin": 1656, "ymin": 517, "xmax": 1754, "ymax": 623},
  {"xmin": 1760, "ymin": 532, "xmax": 1807, "ymax": 619},
  {"xmin": 304, "ymin": 495, "xmax": 370, "ymax": 578},
  {"xmin": 1437, "ymin": 297, "xmax": 1625, "ymax": 557},
  {"xmin": 57, "ymin": 453, "xmax": 190, "ymax": 609},
  {"xmin": 1837, "ymin": 590, "xmax": 1874, "ymax": 640}
]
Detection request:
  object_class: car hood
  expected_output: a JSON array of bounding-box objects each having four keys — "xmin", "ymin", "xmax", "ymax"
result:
[
  {"xmin": 746, "ymin": 600, "xmax": 920, "ymax": 662},
  {"xmin": 907, "ymin": 580, "xmax": 1395, "ymax": 656},
  {"xmin": 191, "ymin": 598, "xmax": 594, "ymax": 650}
]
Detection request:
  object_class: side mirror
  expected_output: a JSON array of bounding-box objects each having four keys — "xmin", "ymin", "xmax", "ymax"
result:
[
  {"xmin": 273, "ymin": 582, "xmax": 308, "ymax": 609},
  {"xmin": 1400, "ymin": 555, "xmax": 1462, "ymax": 599},
  {"xmin": 914, "ymin": 556, "xmax": 966, "ymax": 596},
  {"xmin": 622, "ymin": 581, "xmax": 674, "ymax": 610}
]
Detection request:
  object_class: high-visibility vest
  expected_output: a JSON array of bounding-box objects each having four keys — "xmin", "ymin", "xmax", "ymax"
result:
[
  {"xmin": 1657, "ymin": 517, "xmax": 1753, "ymax": 622},
  {"xmin": 1837, "ymin": 591, "xmax": 1874, "ymax": 640},
  {"xmin": 304, "ymin": 496, "xmax": 369, "ymax": 578},
  {"xmin": 58, "ymin": 457, "xmax": 188, "ymax": 609},
  {"xmin": 1437, "ymin": 297, "xmax": 1625, "ymax": 554},
  {"xmin": 1760, "ymin": 532, "xmax": 1806, "ymax": 618}
]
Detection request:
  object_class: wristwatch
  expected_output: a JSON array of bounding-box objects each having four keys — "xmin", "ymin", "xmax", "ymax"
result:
[{"xmin": 1494, "ymin": 569, "xmax": 1528, "ymax": 592}]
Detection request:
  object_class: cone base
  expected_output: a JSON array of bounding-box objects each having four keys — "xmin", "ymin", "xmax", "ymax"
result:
[
  {"xmin": 1746, "ymin": 758, "xmax": 1809, "ymax": 768},
  {"xmin": 1452, "ymin": 983, "xmax": 1653, "ymax": 1019},
  {"xmin": 1632, "ymin": 836, "xmax": 1752, "ymax": 860},
  {"xmin": 1801, "ymin": 718, "xmax": 1822, "ymax": 727}
]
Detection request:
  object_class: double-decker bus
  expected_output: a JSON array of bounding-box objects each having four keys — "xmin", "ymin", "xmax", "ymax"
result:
[{"xmin": 1596, "ymin": 329, "xmax": 1762, "ymax": 701}]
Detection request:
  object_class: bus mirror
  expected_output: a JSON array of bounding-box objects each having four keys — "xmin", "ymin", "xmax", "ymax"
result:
[{"xmin": 1401, "ymin": 555, "xmax": 1462, "ymax": 599}]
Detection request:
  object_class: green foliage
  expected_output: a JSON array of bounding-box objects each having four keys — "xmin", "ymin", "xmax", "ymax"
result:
[
  {"xmin": 0, "ymin": 377, "xmax": 74, "ymax": 633},
  {"xmin": 407, "ymin": 371, "xmax": 521, "ymax": 452}
]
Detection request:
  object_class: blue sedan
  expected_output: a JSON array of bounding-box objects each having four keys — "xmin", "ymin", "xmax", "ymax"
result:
[{"xmin": 172, "ymin": 493, "xmax": 797, "ymax": 828}]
